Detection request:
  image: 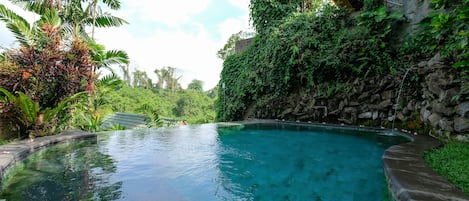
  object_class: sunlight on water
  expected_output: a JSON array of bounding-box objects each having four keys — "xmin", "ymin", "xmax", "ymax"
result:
[{"xmin": 0, "ymin": 123, "xmax": 408, "ymax": 201}]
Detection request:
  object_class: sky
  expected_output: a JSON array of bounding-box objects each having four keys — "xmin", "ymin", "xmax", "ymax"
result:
[{"xmin": 0, "ymin": 0, "xmax": 253, "ymax": 90}]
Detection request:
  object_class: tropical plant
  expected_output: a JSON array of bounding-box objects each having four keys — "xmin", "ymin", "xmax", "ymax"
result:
[
  {"xmin": 71, "ymin": 73, "xmax": 123, "ymax": 131},
  {"xmin": 0, "ymin": 3, "xmax": 60, "ymax": 47},
  {"xmin": 0, "ymin": 87, "xmax": 85, "ymax": 137},
  {"xmin": 89, "ymin": 42, "xmax": 129, "ymax": 72},
  {"xmin": 10, "ymin": 0, "xmax": 127, "ymax": 40}
]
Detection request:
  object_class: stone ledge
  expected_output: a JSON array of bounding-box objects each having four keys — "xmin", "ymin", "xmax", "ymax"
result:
[
  {"xmin": 0, "ymin": 130, "xmax": 97, "ymax": 186},
  {"xmin": 383, "ymin": 134, "xmax": 469, "ymax": 201}
]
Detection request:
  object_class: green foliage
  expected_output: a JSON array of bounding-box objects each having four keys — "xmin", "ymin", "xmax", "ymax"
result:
[
  {"xmin": 401, "ymin": 0, "xmax": 469, "ymax": 73},
  {"xmin": 146, "ymin": 111, "xmax": 163, "ymax": 128},
  {"xmin": 111, "ymin": 123, "xmax": 126, "ymax": 130},
  {"xmin": 400, "ymin": 0, "xmax": 469, "ymax": 105},
  {"xmin": 0, "ymin": 88, "xmax": 39, "ymax": 129},
  {"xmin": 425, "ymin": 141, "xmax": 469, "ymax": 193},
  {"xmin": 71, "ymin": 74, "xmax": 123, "ymax": 131},
  {"xmin": 250, "ymin": 0, "xmax": 296, "ymax": 35},
  {"xmin": 218, "ymin": 5, "xmax": 403, "ymax": 121},
  {"xmin": 187, "ymin": 79, "xmax": 204, "ymax": 92},
  {"xmin": 101, "ymin": 85, "xmax": 216, "ymax": 125},
  {"xmin": 249, "ymin": 0, "xmax": 329, "ymax": 35},
  {"xmin": 0, "ymin": 87, "xmax": 86, "ymax": 137},
  {"xmin": 173, "ymin": 90, "xmax": 216, "ymax": 124}
]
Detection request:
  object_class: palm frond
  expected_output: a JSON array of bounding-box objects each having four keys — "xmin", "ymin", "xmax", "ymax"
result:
[
  {"xmin": 0, "ymin": 87, "xmax": 17, "ymax": 104},
  {"xmin": 0, "ymin": 4, "xmax": 34, "ymax": 46},
  {"xmin": 96, "ymin": 73, "xmax": 123, "ymax": 88},
  {"xmin": 43, "ymin": 91, "xmax": 87, "ymax": 122},
  {"xmin": 22, "ymin": 1, "xmax": 49, "ymax": 15},
  {"xmin": 84, "ymin": 14, "xmax": 127, "ymax": 28},
  {"xmin": 16, "ymin": 91, "xmax": 39, "ymax": 124},
  {"xmin": 102, "ymin": 50, "xmax": 129, "ymax": 66},
  {"xmin": 6, "ymin": 23, "xmax": 34, "ymax": 46},
  {"xmin": 36, "ymin": 7, "xmax": 61, "ymax": 28},
  {"xmin": 102, "ymin": 0, "xmax": 121, "ymax": 10}
]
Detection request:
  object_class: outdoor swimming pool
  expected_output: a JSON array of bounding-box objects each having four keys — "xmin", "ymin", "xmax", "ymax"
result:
[{"xmin": 0, "ymin": 122, "xmax": 409, "ymax": 200}]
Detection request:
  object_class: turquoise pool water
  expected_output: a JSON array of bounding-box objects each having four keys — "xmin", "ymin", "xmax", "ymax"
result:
[{"xmin": 0, "ymin": 123, "xmax": 408, "ymax": 200}]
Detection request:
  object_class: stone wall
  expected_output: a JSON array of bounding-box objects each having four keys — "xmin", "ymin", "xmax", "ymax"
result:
[
  {"xmin": 252, "ymin": 53, "xmax": 469, "ymax": 136},
  {"xmin": 235, "ymin": 38, "xmax": 254, "ymax": 54},
  {"xmin": 386, "ymin": 0, "xmax": 433, "ymax": 37}
]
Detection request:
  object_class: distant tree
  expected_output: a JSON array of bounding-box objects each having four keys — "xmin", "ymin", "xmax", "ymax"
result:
[
  {"xmin": 132, "ymin": 70, "xmax": 151, "ymax": 89},
  {"xmin": 217, "ymin": 31, "xmax": 255, "ymax": 60},
  {"xmin": 118, "ymin": 64, "xmax": 131, "ymax": 85},
  {"xmin": 187, "ymin": 79, "xmax": 204, "ymax": 92},
  {"xmin": 154, "ymin": 68, "xmax": 164, "ymax": 89},
  {"xmin": 154, "ymin": 66, "xmax": 181, "ymax": 92}
]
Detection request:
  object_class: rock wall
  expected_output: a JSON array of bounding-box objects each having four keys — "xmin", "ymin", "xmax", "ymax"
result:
[
  {"xmin": 252, "ymin": 53, "xmax": 469, "ymax": 135},
  {"xmin": 386, "ymin": 0, "xmax": 433, "ymax": 37},
  {"xmin": 235, "ymin": 38, "xmax": 254, "ymax": 54}
]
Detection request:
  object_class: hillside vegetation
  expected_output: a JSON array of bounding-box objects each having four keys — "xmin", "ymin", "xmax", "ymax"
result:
[{"xmin": 217, "ymin": 0, "xmax": 468, "ymax": 129}]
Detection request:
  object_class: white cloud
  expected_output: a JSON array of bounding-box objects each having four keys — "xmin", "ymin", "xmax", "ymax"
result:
[
  {"xmin": 227, "ymin": 0, "xmax": 250, "ymax": 11},
  {"xmin": 217, "ymin": 16, "xmax": 252, "ymax": 44},
  {"xmin": 94, "ymin": 23, "xmax": 223, "ymax": 90},
  {"xmin": 123, "ymin": 0, "xmax": 212, "ymax": 26}
]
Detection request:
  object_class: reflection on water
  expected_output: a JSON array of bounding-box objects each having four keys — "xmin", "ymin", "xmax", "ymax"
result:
[
  {"xmin": 0, "ymin": 139, "xmax": 122, "ymax": 201},
  {"xmin": 0, "ymin": 123, "xmax": 408, "ymax": 201}
]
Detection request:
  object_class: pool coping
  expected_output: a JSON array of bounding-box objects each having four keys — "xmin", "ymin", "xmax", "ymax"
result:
[
  {"xmin": 383, "ymin": 134, "xmax": 469, "ymax": 201},
  {"xmin": 0, "ymin": 130, "xmax": 97, "ymax": 186},
  {"xmin": 235, "ymin": 119, "xmax": 469, "ymax": 201}
]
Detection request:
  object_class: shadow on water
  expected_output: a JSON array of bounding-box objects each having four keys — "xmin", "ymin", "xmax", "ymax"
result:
[{"xmin": 0, "ymin": 140, "xmax": 122, "ymax": 201}]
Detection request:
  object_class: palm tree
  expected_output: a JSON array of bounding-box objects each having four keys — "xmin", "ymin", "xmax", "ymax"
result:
[
  {"xmin": 89, "ymin": 42, "xmax": 129, "ymax": 72},
  {"xmin": 10, "ymin": 0, "xmax": 127, "ymax": 40},
  {"xmin": 90, "ymin": 0, "xmax": 121, "ymax": 39},
  {"xmin": 0, "ymin": 3, "xmax": 46, "ymax": 47}
]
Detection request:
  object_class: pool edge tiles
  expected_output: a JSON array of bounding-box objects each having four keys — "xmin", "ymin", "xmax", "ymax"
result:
[
  {"xmin": 0, "ymin": 130, "xmax": 97, "ymax": 188},
  {"xmin": 383, "ymin": 134, "xmax": 469, "ymax": 201}
]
